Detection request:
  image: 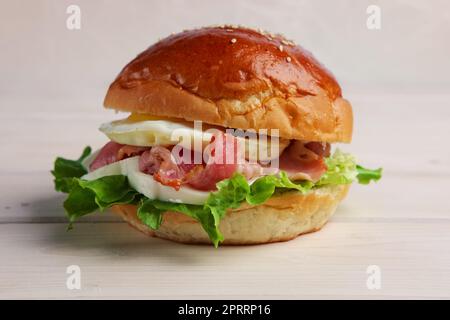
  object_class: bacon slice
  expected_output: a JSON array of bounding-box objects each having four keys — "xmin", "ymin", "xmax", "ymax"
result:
[
  {"xmin": 89, "ymin": 141, "xmax": 123, "ymax": 171},
  {"xmin": 279, "ymin": 141, "xmax": 328, "ymax": 181},
  {"xmin": 304, "ymin": 141, "xmax": 331, "ymax": 158},
  {"xmin": 186, "ymin": 133, "xmax": 239, "ymax": 191},
  {"xmin": 237, "ymin": 161, "xmax": 279, "ymax": 180},
  {"xmin": 89, "ymin": 142, "xmax": 149, "ymax": 171},
  {"xmin": 137, "ymin": 135, "xmax": 240, "ymax": 192},
  {"xmin": 139, "ymin": 146, "xmax": 185, "ymax": 190},
  {"xmin": 117, "ymin": 145, "xmax": 148, "ymax": 160},
  {"xmin": 90, "ymin": 137, "xmax": 330, "ymax": 192}
]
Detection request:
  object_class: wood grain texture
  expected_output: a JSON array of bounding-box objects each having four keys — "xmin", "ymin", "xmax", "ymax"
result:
[
  {"xmin": 0, "ymin": 93, "xmax": 449, "ymax": 299},
  {"xmin": 1, "ymin": 222, "xmax": 449, "ymax": 299}
]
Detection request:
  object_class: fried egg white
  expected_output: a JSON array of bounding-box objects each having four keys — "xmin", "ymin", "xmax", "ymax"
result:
[{"xmin": 99, "ymin": 114, "xmax": 289, "ymax": 161}]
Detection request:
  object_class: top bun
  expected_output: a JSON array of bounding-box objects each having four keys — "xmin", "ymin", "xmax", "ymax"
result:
[{"xmin": 104, "ymin": 26, "xmax": 353, "ymax": 142}]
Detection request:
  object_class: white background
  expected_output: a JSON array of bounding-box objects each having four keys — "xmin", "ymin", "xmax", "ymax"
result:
[{"xmin": 1, "ymin": 0, "xmax": 450, "ymax": 98}]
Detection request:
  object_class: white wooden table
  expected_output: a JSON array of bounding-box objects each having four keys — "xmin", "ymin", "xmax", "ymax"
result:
[{"xmin": 1, "ymin": 92, "xmax": 449, "ymax": 299}]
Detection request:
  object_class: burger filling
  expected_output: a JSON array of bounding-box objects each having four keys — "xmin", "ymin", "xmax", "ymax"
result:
[
  {"xmin": 52, "ymin": 115, "xmax": 382, "ymax": 246},
  {"xmin": 88, "ymin": 139, "xmax": 329, "ymax": 191}
]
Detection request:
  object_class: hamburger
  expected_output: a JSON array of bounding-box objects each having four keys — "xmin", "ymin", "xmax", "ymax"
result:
[{"xmin": 52, "ymin": 26, "xmax": 381, "ymax": 246}]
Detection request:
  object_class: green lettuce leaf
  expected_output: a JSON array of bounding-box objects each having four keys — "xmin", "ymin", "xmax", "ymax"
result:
[
  {"xmin": 317, "ymin": 149, "xmax": 358, "ymax": 186},
  {"xmin": 138, "ymin": 198, "xmax": 223, "ymax": 246},
  {"xmin": 246, "ymin": 171, "xmax": 313, "ymax": 205},
  {"xmin": 206, "ymin": 173, "xmax": 249, "ymax": 225},
  {"xmin": 52, "ymin": 147, "xmax": 382, "ymax": 246},
  {"xmin": 64, "ymin": 175, "xmax": 141, "ymax": 228},
  {"xmin": 356, "ymin": 165, "xmax": 383, "ymax": 184},
  {"xmin": 51, "ymin": 146, "xmax": 91, "ymax": 192},
  {"xmin": 317, "ymin": 150, "xmax": 382, "ymax": 186}
]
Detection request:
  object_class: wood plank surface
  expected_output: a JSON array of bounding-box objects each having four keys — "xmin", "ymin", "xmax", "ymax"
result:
[
  {"xmin": 1, "ymin": 93, "xmax": 449, "ymax": 299},
  {"xmin": 1, "ymin": 221, "xmax": 449, "ymax": 299}
]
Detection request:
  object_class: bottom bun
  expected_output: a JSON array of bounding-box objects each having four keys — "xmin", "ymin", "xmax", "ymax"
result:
[{"xmin": 112, "ymin": 184, "xmax": 350, "ymax": 245}]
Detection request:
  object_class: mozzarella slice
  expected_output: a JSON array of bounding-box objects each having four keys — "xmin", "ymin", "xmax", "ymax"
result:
[
  {"xmin": 99, "ymin": 115, "xmax": 289, "ymax": 161},
  {"xmin": 82, "ymin": 157, "xmax": 210, "ymax": 205}
]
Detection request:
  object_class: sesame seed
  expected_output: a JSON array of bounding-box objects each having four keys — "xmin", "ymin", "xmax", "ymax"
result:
[
  {"xmin": 226, "ymin": 29, "xmax": 234, "ymax": 32},
  {"xmin": 286, "ymin": 57, "xmax": 291, "ymax": 62},
  {"xmin": 279, "ymin": 45, "xmax": 284, "ymax": 52},
  {"xmin": 230, "ymin": 38, "xmax": 237, "ymax": 44}
]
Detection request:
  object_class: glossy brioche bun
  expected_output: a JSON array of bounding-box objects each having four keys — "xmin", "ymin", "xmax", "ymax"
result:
[
  {"xmin": 104, "ymin": 26, "xmax": 353, "ymax": 143},
  {"xmin": 112, "ymin": 184, "xmax": 350, "ymax": 245}
]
